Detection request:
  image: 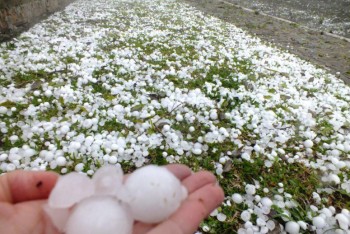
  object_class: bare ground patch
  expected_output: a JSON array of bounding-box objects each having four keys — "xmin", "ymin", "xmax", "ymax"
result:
[{"xmin": 182, "ymin": 0, "xmax": 350, "ymax": 84}]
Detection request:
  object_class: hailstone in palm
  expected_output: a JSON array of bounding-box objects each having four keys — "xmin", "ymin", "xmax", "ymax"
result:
[
  {"xmin": 122, "ymin": 165, "xmax": 188, "ymax": 223},
  {"xmin": 48, "ymin": 172, "xmax": 95, "ymax": 208},
  {"xmin": 45, "ymin": 165, "xmax": 188, "ymax": 233},
  {"xmin": 65, "ymin": 196, "xmax": 133, "ymax": 234}
]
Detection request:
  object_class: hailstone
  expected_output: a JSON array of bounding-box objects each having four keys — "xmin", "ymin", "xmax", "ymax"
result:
[
  {"xmin": 217, "ymin": 213, "xmax": 227, "ymax": 222},
  {"xmin": 312, "ymin": 216, "xmax": 326, "ymax": 228},
  {"xmin": 48, "ymin": 173, "xmax": 94, "ymax": 208},
  {"xmin": 43, "ymin": 205, "xmax": 70, "ymax": 232},
  {"xmin": 303, "ymin": 140, "xmax": 314, "ymax": 148},
  {"xmin": 241, "ymin": 210, "xmax": 251, "ymax": 222},
  {"xmin": 122, "ymin": 165, "xmax": 188, "ymax": 223},
  {"xmin": 260, "ymin": 197, "xmax": 273, "ymax": 207},
  {"xmin": 66, "ymin": 196, "xmax": 133, "ymax": 234},
  {"xmin": 92, "ymin": 165, "xmax": 123, "ymax": 196},
  {"xmin": 285, "ymin": 221, "xmax": 300, "ymax": 234},
  {"xmin": 232, "ymin": 193, "xmax": 243, "ymax": 204},
  {"xmin": 335, "ymin": 213, "xmax": 349, "ymax": 230},
  {"xmin": 245, "ymin": 184, "xmax": 256, "ymax": 195}
]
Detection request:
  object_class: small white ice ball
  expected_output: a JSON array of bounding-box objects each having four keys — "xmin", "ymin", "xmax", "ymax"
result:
[
  {"xmin": 232, "ymin": 193, "xmax": 243, "ymax": 204},
  {"xmin": 241, "ymin": 152, "xmax": 251, "ymax": 161},
  {"xmin": 304, "ymin": 140, "xmax": 314, "ymax": 148},
  {"xmin": 217, "ymin": 213, "xmax": 227, "ymax": 222},
  {"xmin": 118, "ymin": 147, "xmax": 125, "ymax": 155},
  {"xmin": 285, "ymin": 221, "xmax": 300, "ymax": 234},
  {"xmin": 0, "ymin": 106, "xmax": 7, "ymax": 114},
  {"xmin": 0, "ymin": 154, "xmax": 8, "ymax": 161},
  {"xmin": 241, "ymin": 210, "xmax": 251, "ymax": 222},
  {"xmin": 123, "ymin": 165, "xmax": 187, "ymax": 223},
  {"xmin": 254, "ymin": 195, "xmax": 261, "ymax": 202},
  {"xmin": 9, "ymin": 135, "xmax": 19, "ymax": 142},
  {"xmin": 267, "ymin": 220, "xmax": 276, "ymax": 230},
  {"xmin": 108, "ymin": 156, "xmax": 118, "ymax": 164},
  {"xmin": 245, "ymin": 184, "xmax": 256, "ymax": 195},
  {"xmin": 45, "ymin": 90, "xmax": 53, "ymax": 97},
  {"xmin": 216, "ymin": 167, "xmax": 223, "ymax": 175},
  {"xmin": 261, "ymin": 197, "xmax": 273, "ymax": 207},
  {"xmin": 329, "ymin": 174, "xmax": 341, "ymax": 184},
  {"xmin": 336, "ymin": 161, "xmax": 346, "ymax": 169},
  {"xmin": 56, "ymin": 156, "xmax": 67, "ymax": 166},
  {"xmin": 60, "ymin": 125, "xmax": 70, "ymax": 134},
  {"xmin": 312, "ymin": 216, "xmax": 326, "ymax": 228},
  {"xmin": 23, "ymin": 148, "xmax": 36, "ymax": 158},
  {"xmin": 297, "ymin": 221, "xmax": 308, "ymax": 230},
  {"xmin": 253, "ymin": 145, "xmax": 261, "ymax": 152},
  {"xmin": 192, "ymin": 148, "xmax": 202, "ymax": 155},
  {"xmin": 210, "ymin": 111, "xmax": 218, "ymax": 120},
  {"xmin": 66, "ymin": 196, "xmax": 133, "ymax": 234},
  {"xmin": 202, "ymin": 225, "xmax": 210, "ymax": 232},
  {"xmin": 163, "ymin": 125, "xmax": 170, "ymax": 131},
  {"xmin": 335, "ymin": 213, "xmax": 349, "ymax": 230},
  {"xmin": 45, "ymin": 151, "xmax": 54, "ymax": 162},
  {"xmin": 176, "ymin": 114, "xmax": 183, "ymax": 121},
  {"xmin": 75, "ymin": 163, "xmax": 85, "ymax": 172},
  {"xmin": 344, "ymin": 143, "xmax": 350, "ymax": 152},
  {"xmin": 219, "ymin": 157, "xmax": 226, "ymax": 164}
]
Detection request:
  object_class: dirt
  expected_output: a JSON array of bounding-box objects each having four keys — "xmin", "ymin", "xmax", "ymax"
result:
[
  {"xmin": 227, "ymin": 0, "xmax": 350, "ymax": 38},
  {"xmin": 181, "ymin": 0, "xmax": 350, "ymax": 84}
]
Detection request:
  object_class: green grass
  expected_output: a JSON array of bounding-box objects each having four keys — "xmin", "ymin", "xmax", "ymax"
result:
[{"xmin": 197, "ymin": 158, "xmax": 326, "ymax": 232}]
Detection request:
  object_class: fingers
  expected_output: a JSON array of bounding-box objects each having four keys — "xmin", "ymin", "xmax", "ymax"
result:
[
  {"xmin": 148, "ymin": 183, "xmax": 224, "ymax": 234},
  {"xmin": 133, "ymin": 222, "xmax": 156, "ymax": 234},
  {"xmin": 181, "ymin": 171, "xmax": 217, "ymax": 193},
  {"xmin": 164, "ymin": 164, "xmax": 192, "ymax": 181},
  {"xmin": 0, "ymin": 171, "xmax": 59, "ymax": 204}
]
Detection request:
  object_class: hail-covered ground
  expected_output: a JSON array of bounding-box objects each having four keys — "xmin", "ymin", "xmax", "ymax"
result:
[{"xmin": 0, "ymin": 0, "xmax": 350, "ymax": 233}]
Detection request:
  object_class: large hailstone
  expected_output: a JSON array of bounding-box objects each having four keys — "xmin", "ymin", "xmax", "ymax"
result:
[
  {"xmin": 66, "ymin": 196, "xmax": 133, "ymax": 234},
  {"xmin": 122, "ymin": 165, "xmax": 188, "ymax": 223},
  {"xmin": 48, "ymin": 173, "xmax": 95, "ymax": 209},
  {"xmin": 92, "ymin": 165, "xmax": 123, "ymax": 196}
]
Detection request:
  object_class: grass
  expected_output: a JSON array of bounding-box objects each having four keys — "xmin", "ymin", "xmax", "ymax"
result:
[{"xmin": 198, "ymin": 158, "xmax": 324, "ymax": 232}]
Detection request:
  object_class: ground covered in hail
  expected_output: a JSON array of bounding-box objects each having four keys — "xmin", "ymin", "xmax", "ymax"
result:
[{"xmin": 0, "ymin": 0, "xmax": 350, "ymax": 233}]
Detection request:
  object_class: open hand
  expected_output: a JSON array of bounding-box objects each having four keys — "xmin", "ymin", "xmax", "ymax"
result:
[{"xmin": 0, "ymin": 164, "xmax": 224, "ymax": 234}]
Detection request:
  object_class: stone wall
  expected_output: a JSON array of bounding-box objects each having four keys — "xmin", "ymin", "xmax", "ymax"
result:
[{"xmin": 0, "ymin": 0, "xmax": 75, "ymax": 41}]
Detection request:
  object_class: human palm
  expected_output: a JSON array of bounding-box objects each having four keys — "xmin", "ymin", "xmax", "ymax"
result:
[
  {"xmin": 0, "ymin": 171, "xmax": 58, "ymax": 234},
  {"xmin": 0, "ymin": 165, "xmax": 224, "ymax": 234}
]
